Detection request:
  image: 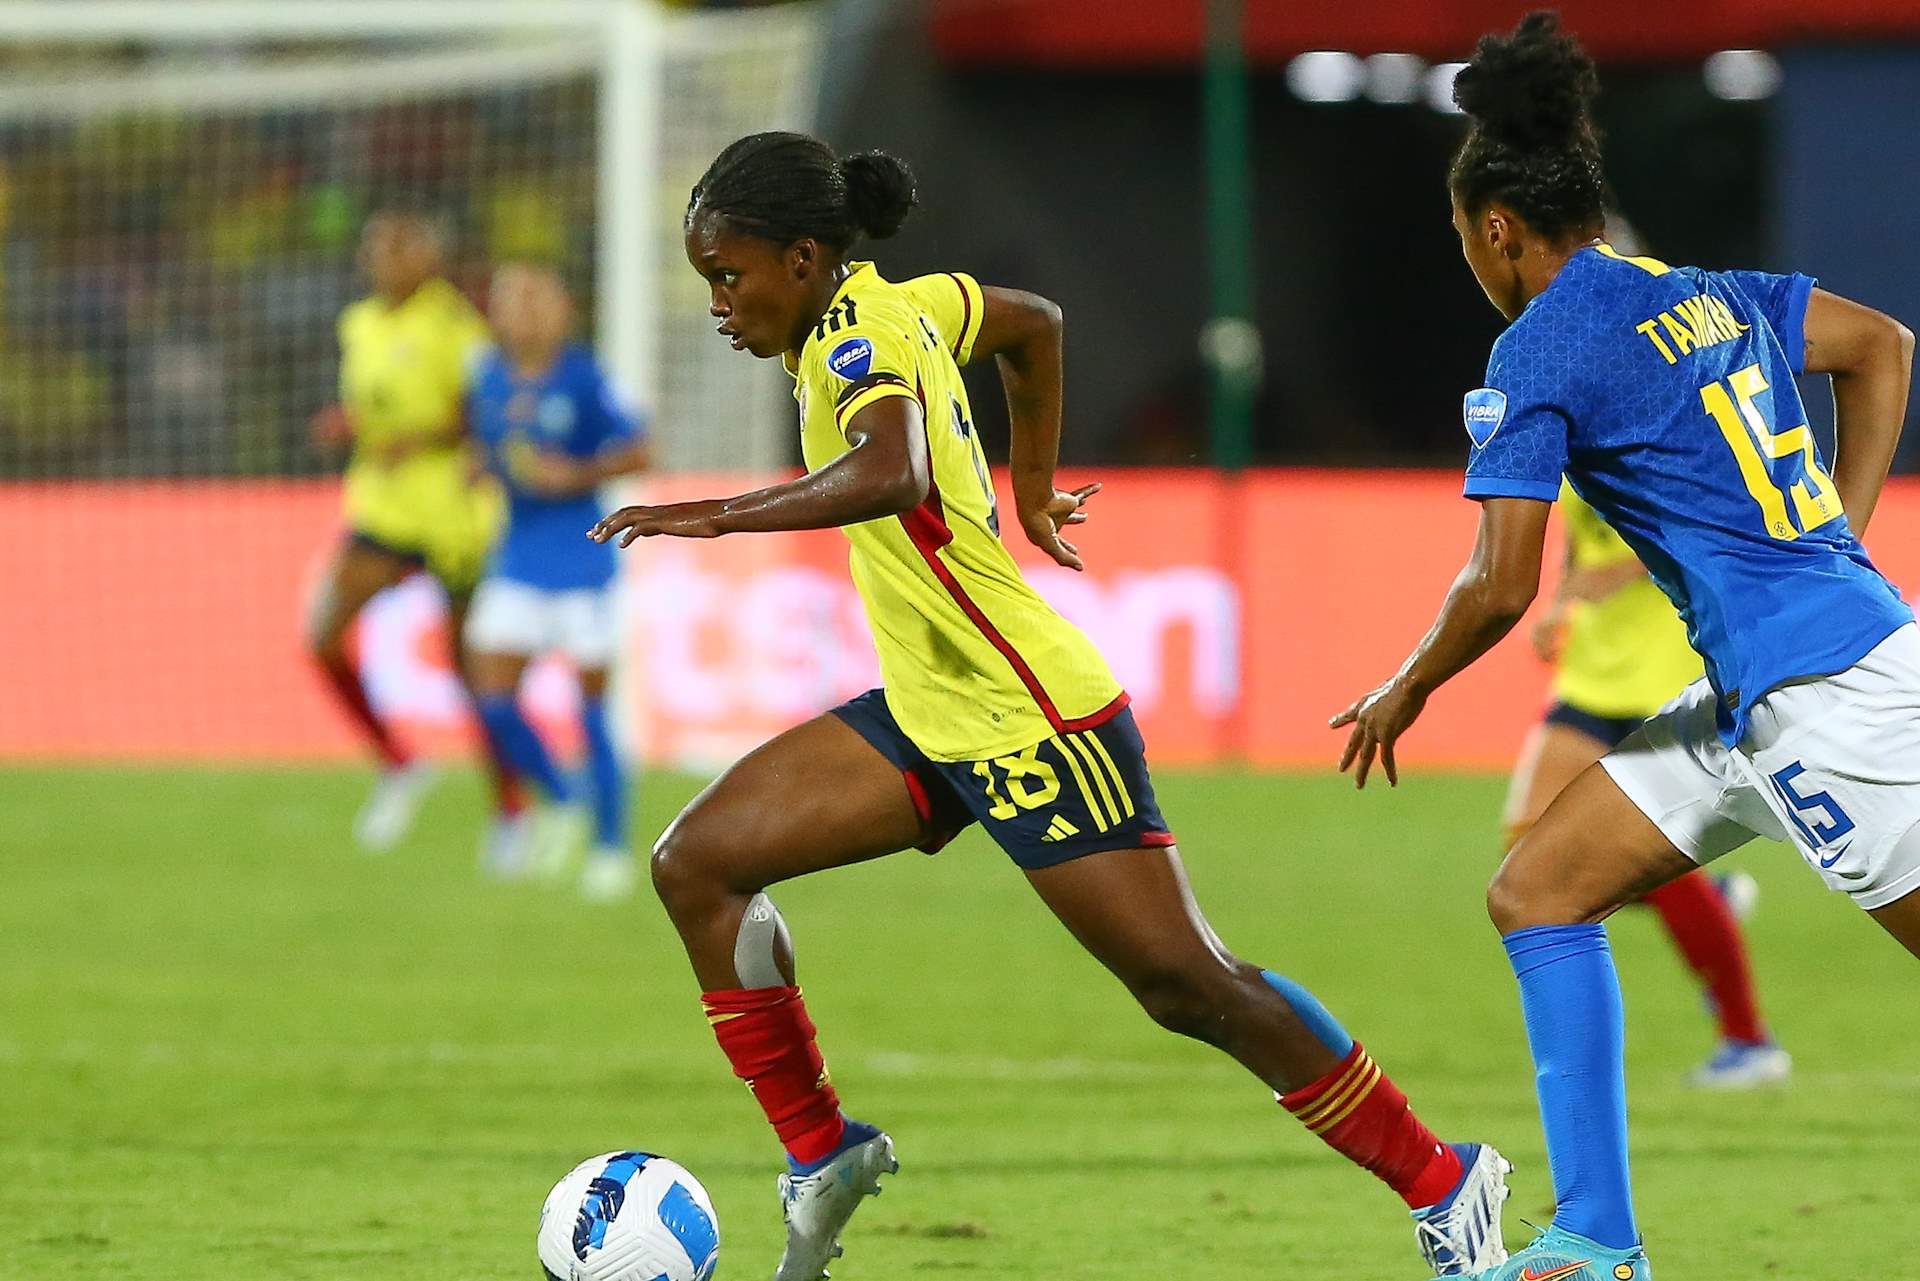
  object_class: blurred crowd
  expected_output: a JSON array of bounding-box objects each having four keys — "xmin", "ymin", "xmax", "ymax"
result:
[{"xmin": 0, "ymin": 81, "xmax": 598, "ymax": 478}]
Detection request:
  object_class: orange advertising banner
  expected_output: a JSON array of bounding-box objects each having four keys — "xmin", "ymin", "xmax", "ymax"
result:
[{"xmin": 6, "ymin": 471, "xmax": 1920, "ymax": 769}]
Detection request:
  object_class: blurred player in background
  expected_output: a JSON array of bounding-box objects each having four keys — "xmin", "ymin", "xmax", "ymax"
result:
[
  {"xmin": 307, "ymin": 211, "xmax": 524, "ymax": 853},
  {"xmin": 465, "ymin": 264, "xmax": 650, "ymax": 898},
  {"xmin": 1508, "ymin": 480, "xmax": 1787, "ymax": 1087},
  {"xmin": 590, "ymin": 132, "xmax": 1513, "ymax": 1281},
  {"xmin": 1334, "ymin": 13, "xmax": 1916, "ymax": 1279}
]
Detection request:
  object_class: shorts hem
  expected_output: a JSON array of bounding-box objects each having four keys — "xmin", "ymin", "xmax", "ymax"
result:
[
  {"xmin": 348, "ymin": 528, "xmax": 426, "ymax": 565},
  {"xmin": 1852, "ymin": 858, "xmax": 1920, "ymax": 912},
  {"xmin": 1009, "ymin": 827, "xmax": 1177, "ymax": 871},
  {"xmin": 1599, "ymin": 751, "xmax": 1714, "ymax": 866}
]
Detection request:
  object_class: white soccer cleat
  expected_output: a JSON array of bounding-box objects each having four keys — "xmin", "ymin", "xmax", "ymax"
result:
[
  {"xmin": 1690, "ymin": 1039, "xmax": 1791, "ymax": 1089},
  {"xmin": 579, "ymin": 848, "xmax": 638, "ymax": 903},
  {"xmin": 1412, "ymin": 1142, "xmax": 1513, "ymax": 1276},
  {"xmin": 531, "ymin": 802, "xmax": 592, "ymax": 881},
  {"xmin": 1712, "ymin": 870, "xmax": 1761, "ymax": 922},
  {"xmin": 479, "ymin": 810, "xmax": 534, "ymax": 880},
  {"xmin": 353, "ymin": 760, "xmax": 436, "ymax": 852},
  {"xmin": 772, "ymin": 1128, "xmax": 897, "ymax": 1281}
]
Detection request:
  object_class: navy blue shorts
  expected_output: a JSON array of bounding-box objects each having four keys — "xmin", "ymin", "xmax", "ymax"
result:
[
  {"xmin": 830, "ymin": 689, "xmax": 1175, "ymax": 870},
  {"xmin": 1544, "ymin": 700, "xmax": 1646, "ymax": 750}
]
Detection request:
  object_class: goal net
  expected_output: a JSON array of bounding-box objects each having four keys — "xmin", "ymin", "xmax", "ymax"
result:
[{"xmin": 0, "ymin": 1, "xmax": 825, "ymax": 761}]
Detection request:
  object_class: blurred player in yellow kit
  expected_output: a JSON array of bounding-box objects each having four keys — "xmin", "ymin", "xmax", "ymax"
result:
[
  {"xmin": 1504, "ymin": 481, "xmax": 1788, "ymax": 1086},
  {"xmin": 307, "ymin": 211, "xmax": 525, "ymax": 854}
]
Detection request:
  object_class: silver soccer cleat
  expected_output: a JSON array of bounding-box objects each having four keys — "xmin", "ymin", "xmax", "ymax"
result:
[{"xmin": 772, "ymin": 1128, "xmax": 897, "ymax": 1281}]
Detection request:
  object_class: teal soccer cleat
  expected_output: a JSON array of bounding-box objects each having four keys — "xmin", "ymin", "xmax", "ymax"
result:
[{"xmin": 1455, "ymin": 1224, "xmax": 1651, "ymax": 1281}]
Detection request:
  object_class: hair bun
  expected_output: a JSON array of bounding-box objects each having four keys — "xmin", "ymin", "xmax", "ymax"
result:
[
  {"xmin": 839, "ymin": 150, "xmax": 917, "ymax": 240},
  {"xmin": 1452, "ymin": 10, "xmax": 1599, "ymax": 152}
]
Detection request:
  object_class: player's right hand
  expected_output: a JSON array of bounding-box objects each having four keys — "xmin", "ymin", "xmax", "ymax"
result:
[
  {"xmin": 1019, "ymin": 482, "xmax": 1101, "ymax": 572},
  {"xmin": 309, "ymin": 403, "xmax": 353, "ymax": 451}
]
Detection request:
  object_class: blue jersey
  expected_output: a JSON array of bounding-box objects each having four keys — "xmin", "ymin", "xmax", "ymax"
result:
[
  {"xmin": 1463, "ymin": 243, "xmax": 1910, "ymax": 744},
  {"xmin": 469, "ymin": 343, "xmax": 643, "ymax": 592}
]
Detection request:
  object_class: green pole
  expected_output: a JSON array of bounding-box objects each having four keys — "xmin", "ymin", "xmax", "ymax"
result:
[{"xmin": 1202, "ymin": 0, "xmax": 1259, "ymax": 470}]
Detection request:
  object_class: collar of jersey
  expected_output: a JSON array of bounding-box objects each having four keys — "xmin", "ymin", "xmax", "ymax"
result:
[{"xmin": 784, "ymin": 261, "xmax": 879, "ymax": 378}]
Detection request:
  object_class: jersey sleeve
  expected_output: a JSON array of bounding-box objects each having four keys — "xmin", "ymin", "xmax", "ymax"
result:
[
  {"xmin": 1461, "ymin": 325, "xmax": 1573, "ymax": 503},
  {"xmin": 899, "ymin": 271, "xmax": 986, "ymax": 366},
  {"xmin": 808, "ymin": 321, "xmax": 922, "ymax": 437},
  {"xmin": 588, "ymin": 361, "xmax": 645, "ymax": 448},
  {"xmin": 1717, "ymin": 269, "xmax": 1816, "ymax": 373}
]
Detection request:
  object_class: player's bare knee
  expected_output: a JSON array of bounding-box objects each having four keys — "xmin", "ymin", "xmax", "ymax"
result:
[
  {"xmin": 1487, "ymin": 847, "xmax": 1585, "ymax": 932},
  {"xmin": 1129, "ymin": 967, "xmax": 1233, "ymax": 1045},
  {"xmin": 648, "ymin": 818, "xmax": 718, "ymax": 917}
]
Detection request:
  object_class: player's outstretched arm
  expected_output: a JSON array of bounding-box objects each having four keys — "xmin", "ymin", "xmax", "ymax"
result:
[
  {"xmin": 1330, "ymin": 497, "xmax": 1550, "ymax": 787},
  {"xmin": 972, "ymin": 286, "xmax": 1098, "ymax": 571},
  {"xmin": 588, "ymin": 399, "xmax": 928, "ymax": 546},
  {"xmin": 1803, "ymin": 288, "xmax": 1916, "ymax": 537}
]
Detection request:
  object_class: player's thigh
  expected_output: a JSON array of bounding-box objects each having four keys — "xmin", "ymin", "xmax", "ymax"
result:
[
  {"xmin": 652, "ymin": 712, "xmax": 931, "ymax": 902},
  {"xmin": 307, "ymin": 536, "xmax": 414, "ymax": 650},
  {"xmin": 1502, "ymin": 718, "xmax": 1612, "ymax": 843},
  {"xmin": 466, "ymin": 650, "xmax": 530, "ymax": 698},
  {"xmin": 1869, "ymin": 880, "xmax": 1920, "ymax": 960},
  {"xmin": 1025, "ymin": 843, "xmax": 1237, "ymax": 988},
  {"xmin": 1491, "ymin": 761, "xmax": 1700, "ymax": 931}
]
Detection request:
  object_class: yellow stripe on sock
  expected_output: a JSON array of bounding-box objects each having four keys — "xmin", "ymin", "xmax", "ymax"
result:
[
  {"xmin": 1308, "ymin": 1061, "xmax": 1383, "ymax": 1134},
  {"xmin": 1293, "ymin": 1052, "xmax": 1375, "ymax": 1126},
  {"xmin": 1082, "ymin": 732, "xmax": 1135, "ymax": 819},
  {"xmin": 1066, "ymin": 733, "xmax": 1122, "ymax": 829}
]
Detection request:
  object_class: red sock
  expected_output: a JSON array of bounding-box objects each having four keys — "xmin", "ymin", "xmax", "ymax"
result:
[
  {"xmin": 1644, "ymin": 872, "xmax": 1767, "ymax": 1044},
  {"xmin": 316, "ymin": 655, "xmax": 408, "ymax": 767},
  {"xmin": 1281, "ymin": 1043, "xmax": 1463, "ymax": 1209},
  {"xmin": 703, "ymin": 986, "xmax": 847, "ymax": 1164}
]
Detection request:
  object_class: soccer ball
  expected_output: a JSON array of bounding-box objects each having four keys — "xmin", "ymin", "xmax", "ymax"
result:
[{"xmin": 537, "ymin": 1151, "xmax": 719, "ymax": 1281}]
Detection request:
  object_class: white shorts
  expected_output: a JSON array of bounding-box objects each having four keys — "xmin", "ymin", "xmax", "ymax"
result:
[
  {"xmin": 1601, "ymin": 622, "xmax": 1920, "ymax": 911},
  {"xmin": 464, "ymin": 577, "xmax": 620, "ymax": 668}
]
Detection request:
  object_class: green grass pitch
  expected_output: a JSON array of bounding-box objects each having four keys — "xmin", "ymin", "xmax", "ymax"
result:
[{"xmin": 3, "ymin": 763, "xmax": 1916, "ymax": 1279}]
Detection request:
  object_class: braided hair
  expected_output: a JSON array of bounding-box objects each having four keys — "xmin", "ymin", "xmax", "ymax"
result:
[
  {"xmin": 687, "ymin": 131, "xmax": 917, "ymax": 251},
  {"xmin": 1449, "ymin": 11, "xmax": 1608, "ymax": 241}
]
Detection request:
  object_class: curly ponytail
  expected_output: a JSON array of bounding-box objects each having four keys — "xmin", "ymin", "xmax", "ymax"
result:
[{"xmin": 1449, "ymin": 11, "xmax": 1608, "ymax": 239}]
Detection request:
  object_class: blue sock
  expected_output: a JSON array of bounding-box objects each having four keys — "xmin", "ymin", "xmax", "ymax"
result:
[
  {"xmin": 1259, "ymin": 970, "xmax": 1356, "ymax": 1058},
  {"xmin": 1503, "ymin": 924, "xmax": 1638, "ymax": 1249},
  {"xmin": 581, "ymin": 695, "xmax": 628, "ymax": 850},
  {"xmin": 475, "ymin": 693, "xmax": 573, "ymax": 804}
]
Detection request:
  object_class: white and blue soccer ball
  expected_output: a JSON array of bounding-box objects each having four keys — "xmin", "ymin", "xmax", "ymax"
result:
[{"xmin": 538, "ymin": 1152, "xmax": 719, "ymax": 1281}]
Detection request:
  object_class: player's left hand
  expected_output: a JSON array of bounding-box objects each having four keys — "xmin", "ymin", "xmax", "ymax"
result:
[
  {"xmin": 589, "ymin": 501, "xmax": 725, "ymax": 546},
  {"xmin": 1019, "ymin": 482, "xmax": 1101, "ymax": 572},
  {"xmin": 1329, "ymin": 677, "xmax": 1428, "ymax": 789}
]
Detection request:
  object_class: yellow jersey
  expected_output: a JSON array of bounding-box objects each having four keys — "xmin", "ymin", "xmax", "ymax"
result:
[
  {"xmin": 1554, "ymin": 480, "xmax": 1703, "ymax": 718},
  {"xmin": 335, "ymin": 279, "xmax": 498, "ymax": 585},
  {"xmin": 787, "ymin": 263, "xmax": 1125, "ymax": 762}
]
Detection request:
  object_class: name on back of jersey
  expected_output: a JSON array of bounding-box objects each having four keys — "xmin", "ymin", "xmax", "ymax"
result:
[{"xmin": 1634, "ymin": 294, "xmax": 1750, "ymax": 366}]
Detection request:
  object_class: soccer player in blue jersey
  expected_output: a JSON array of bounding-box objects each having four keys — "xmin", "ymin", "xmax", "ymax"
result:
[
  {"xmin": 465, "ymin": 264, "xmax": 650, "ymax": 898},
  {"xmin": 1332, "ymin": 13, "xmax": 1918, "ymax": 1279}
]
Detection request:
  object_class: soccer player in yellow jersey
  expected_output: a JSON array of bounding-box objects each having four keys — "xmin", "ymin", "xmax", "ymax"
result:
[
  {"xmin": 585, "ymin": 133, "xmax": 1512, "ymax": 1280},
  {"xmin": 306, "ymin": 212, "xmax": 524, "ymax": 853},
  {"xmin": 1505, "ymin": 482, "xmax": 1787, "ymax": 1088}
]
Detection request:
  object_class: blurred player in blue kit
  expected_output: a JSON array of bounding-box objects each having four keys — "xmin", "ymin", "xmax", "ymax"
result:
[
  {"xmin": 1333, "ymin": 13, "xmax": 1918, "ymax": 1279},
  {"xmin": 464, "ymin": 264, "xmax": 651, "ymax": 899}
]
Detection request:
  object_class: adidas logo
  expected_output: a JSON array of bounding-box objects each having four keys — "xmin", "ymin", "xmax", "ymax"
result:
[{"xmin": 1039, "ymin": 815, "xmax": 1081, "ymax": 843}]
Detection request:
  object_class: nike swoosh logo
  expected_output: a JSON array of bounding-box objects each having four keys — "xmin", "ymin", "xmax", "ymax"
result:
[
  {"xmin": 1520, "ymin": 1264, "xmax": 1593, "ymax": 1281},
  {"xmin": 1820, "ymin": 840, "xmax": 1853, "ymax": 869}
]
